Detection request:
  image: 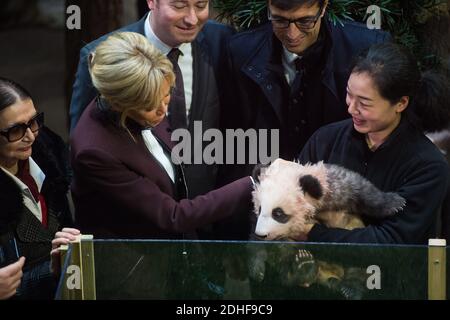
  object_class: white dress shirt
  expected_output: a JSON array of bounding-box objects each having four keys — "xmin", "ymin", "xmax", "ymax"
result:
[
  {"xmin": 282, "ymin": 47, "xmax": 302, "ymax": 86},
  {"xmin": 0, "ymin": 157, "xmax": 46, "ymax": 222},
  {"xmin": 142, "ymin": 129, "xmax": 175, "ymax": 183},
  {"xmin": 145, "ymin": 12, "xmax": 193, "ymax": 118}
]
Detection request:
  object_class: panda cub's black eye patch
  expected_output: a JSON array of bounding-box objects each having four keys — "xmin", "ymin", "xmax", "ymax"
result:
[{"xmin": 272, "ymin": 207, "xmax": 290, "ymax": 224}]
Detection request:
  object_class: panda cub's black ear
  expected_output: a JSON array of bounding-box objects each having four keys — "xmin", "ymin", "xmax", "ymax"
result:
[
  {"xmin": 299, "ymin": 175, "xmax": 323, "ymax": 200},
  {"xmin": 252, "ymin": 163, "xmax": 270, "ymax": 184}
]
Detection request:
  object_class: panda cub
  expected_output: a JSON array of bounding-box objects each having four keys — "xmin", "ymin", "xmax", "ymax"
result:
[{"xmin": 252, "ymin": 159, "xmax": 406, "ymax": 240}]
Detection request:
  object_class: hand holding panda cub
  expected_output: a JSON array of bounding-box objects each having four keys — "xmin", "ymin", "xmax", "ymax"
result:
[{"xmin": 252, "ymin": 159, "xmax": 406, "ymax": 240}]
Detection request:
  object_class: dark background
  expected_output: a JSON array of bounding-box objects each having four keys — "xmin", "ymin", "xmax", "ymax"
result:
[{"xmin": 0, "ymin": 0, "xmax": 141, "ymax": 141}]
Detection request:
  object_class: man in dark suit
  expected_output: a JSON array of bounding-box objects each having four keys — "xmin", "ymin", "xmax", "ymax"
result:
[
  {"xmin": 69, "ymin": 1, "xmax": 235, "ymax": 226},
  {"xmin": 221, "ymin": 0, "xmax": 391, "ymax": 183}
]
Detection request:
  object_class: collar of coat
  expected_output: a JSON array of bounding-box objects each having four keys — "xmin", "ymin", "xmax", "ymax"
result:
[
  {"xmin": 94, "ymin": 96, "xmax": 176, "ymax": 150},
  {"xmin": 350, "ymin": 116, "xmax": 416, "ymax": 152}
]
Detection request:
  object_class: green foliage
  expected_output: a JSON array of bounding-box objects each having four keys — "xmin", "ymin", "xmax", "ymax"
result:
[
  {"xmin": 213, "ymin": 0, "xmax": 267, "ymax": 29},
  {"xmin": 212, "ymin": 0, "xmax": 449, "ymax": 70}
]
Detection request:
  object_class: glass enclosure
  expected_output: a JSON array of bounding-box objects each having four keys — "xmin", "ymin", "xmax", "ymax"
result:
[{"xmin": 56, "ymin": 239, "xmax": 443, "ymax": 300}]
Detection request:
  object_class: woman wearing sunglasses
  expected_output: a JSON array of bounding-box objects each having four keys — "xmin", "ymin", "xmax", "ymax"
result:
[{"xmin": 0, "ymin": 77, "xmax": 79, "ymax": 299}]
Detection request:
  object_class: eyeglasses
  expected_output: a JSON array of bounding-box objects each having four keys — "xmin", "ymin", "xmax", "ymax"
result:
[
  {"xmin": 0, "ymin": 112, "xmax": 44, "ymax": 142},
  {"xmin": 268, "ymin": 6, "xmax": 323, "ymax": 30}
]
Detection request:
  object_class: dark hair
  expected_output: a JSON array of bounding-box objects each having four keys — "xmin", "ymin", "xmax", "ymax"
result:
[
  {"xmin": 0, "ymin": 77, "xmax": 32, "ymax": 112},
  {"xmin": 351, "ymin": 43, "xmax": 450, "ymax": 132},
  {"xmin": 269, "ymin": 0, "xmax": 325, "ymax": 11}
]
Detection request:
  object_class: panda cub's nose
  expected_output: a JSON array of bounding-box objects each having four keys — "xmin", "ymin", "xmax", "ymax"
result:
[
  {"xmin": 255, "ymin": 229, "xmax": 269, "ymax": 239},
  {"xmin": 250, "ymin": 233, "xmax": 267, "ymax": 240},
  {"xmin": 255, "ymin": 215, "xmax": 272, "ymax": 239},
  {"xmin": 258, "ymin": 232, "xmax": 268, "ymax": 239}
]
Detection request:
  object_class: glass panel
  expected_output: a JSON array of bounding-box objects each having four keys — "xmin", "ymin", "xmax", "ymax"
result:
[
  {"xmin": 55, "ymin": 245, "xmax": 79, "ymax": 300},
  {"xmin": 447, "ymin": 246, "xmax": 450, "ymax": 300},
  {"xmin": 56, "ymin": 240, "xmax": 431, "ymax": 300}
]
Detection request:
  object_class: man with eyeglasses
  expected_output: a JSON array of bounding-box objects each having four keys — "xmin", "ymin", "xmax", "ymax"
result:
[{"xmin": 222, "ymin": 0, "xmax": 391, "ymax": 175}]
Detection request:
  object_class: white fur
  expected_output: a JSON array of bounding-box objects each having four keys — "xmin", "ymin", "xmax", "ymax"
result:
[{"xmin": 253, "ymin": 159, "xmax": 330, "ymax": 240}]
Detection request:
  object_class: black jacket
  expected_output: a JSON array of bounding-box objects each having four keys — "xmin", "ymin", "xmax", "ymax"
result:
[
  {"xmin": 298, "ymin": 118, "xmax": 450, "ymax": 244},
  {"xmin": 0, "ymin": 126, "xmax": 72, "ymax": 269},
  {"xmin": 222, "ymin": 17, "xmax": 391, "ymax": 182}
]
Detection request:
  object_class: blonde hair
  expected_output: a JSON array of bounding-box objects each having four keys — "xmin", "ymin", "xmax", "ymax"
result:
[{"xmin": 88, "ymin": 32, "xmax": 175, "ymax": 130}]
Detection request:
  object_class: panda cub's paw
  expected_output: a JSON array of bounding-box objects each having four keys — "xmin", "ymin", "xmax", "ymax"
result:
[
  {"xmin": 295, "ymin": 249, "xmax": 313, "ymax": 259},
  {"xmin": 294, "ymin": 249, "xmax": 315, "ymax": 270},
  {"xmin": 336, "ymin": 280, "xmax": 365, "ymax": 300},
  {"xmin": 287, "ymin": 249, "xmax": 318, "ymax": 287}
]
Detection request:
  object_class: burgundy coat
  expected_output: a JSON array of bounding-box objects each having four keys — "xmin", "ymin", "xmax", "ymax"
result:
[{"xmin": 70, "ymin": 99, "xmax": 253, "ymax": 239}]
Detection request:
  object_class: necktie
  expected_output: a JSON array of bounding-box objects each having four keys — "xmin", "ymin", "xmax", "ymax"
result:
[
  {"xmin": 289, "ymin": 57, "xmax": 307, "ymax": 144},
  {"xmin": 167, "ymin": 48, "xmax": 188, "ymax": 130},
  {"xmin": 290, "ymin": 57, "xmax": 304, "ymax": 98}
]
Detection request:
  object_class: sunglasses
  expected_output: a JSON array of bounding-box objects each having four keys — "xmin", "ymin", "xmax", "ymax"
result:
[
  {"xmin": 0, "ymin": 112, "xmax": 44, "ymax": 142},
  {"xmin": 268, "ymin": 6, "xmax": 323, "ymax": 30}
]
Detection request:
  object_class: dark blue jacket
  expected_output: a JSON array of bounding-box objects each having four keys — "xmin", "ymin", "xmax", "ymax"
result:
[{"xmin": 224, "ymin": 18, "xmax": 391, "ymax": 169}]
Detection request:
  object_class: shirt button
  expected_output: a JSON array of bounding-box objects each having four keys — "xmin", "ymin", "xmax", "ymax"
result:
[
  {"xmin": 295, "ymin": 126, "xmax": 300, "ymax": 133},
  {"xmin": 300, "ymin": 120, "xmax": 307, "ymax": 125},
  {"xmin": 266, "ymin": 84, "xmax": 272, "ymax": 91},
  {"xmin": 292, "ymin": 98, "xmax": 298, "ymax": 104},
  {"xmin": 300, "ymin": 91, "xmax": 304, "ymax": 97}
]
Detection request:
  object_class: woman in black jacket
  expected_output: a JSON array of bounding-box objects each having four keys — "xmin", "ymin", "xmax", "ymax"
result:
[
  {"xmin": 0, "ymin": 77, "xmax": 79, "ymax": 299},
  {"xmin": 298, "ymin": 43, "xmax": 450, "ymax": 244}
]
